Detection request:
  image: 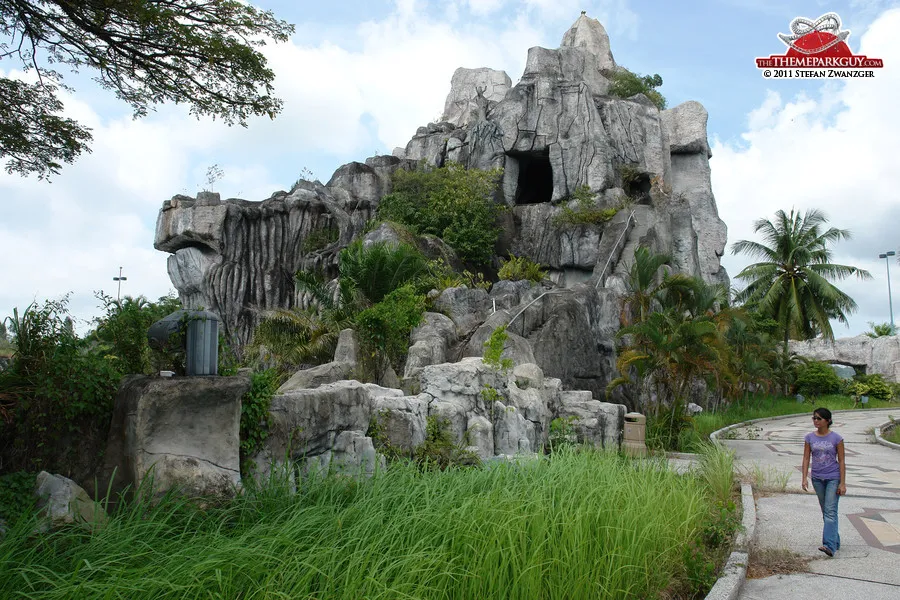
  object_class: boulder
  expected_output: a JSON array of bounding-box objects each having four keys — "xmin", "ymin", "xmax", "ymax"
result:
[
  {"xmin": 279, "ymin": 329, "xmax": 359, "ymax": 392},
  {"xmin": 34, "ymin": 472, "xmax": 107, "ymax": 530},
  {"xmin": 102, "ymin": 375, "xmax": 250, "ymax": 500},
  {"xmin": 661, "ymin": 101, "xmax": 712, "ymax": 157},
  {"xmin": 433, "ymin": 286, "xmax": 492, "ymax": 336},
  {"xmin": 556, "ymin": 391, "xmax": 624, "ymax": 449},
  {"xmin": 404, "ymin": 312, "xmax": 458, "ymax": 379}
]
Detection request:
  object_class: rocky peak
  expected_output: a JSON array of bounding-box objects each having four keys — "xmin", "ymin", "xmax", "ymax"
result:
[{"xmin": 559, "ymin": 12, "xmax": 617, "ymax": 73}]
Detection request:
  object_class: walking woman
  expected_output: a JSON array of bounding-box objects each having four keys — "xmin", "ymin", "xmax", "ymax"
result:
[{"xmin": 801, "ymin": 407, "xmax": 846, "ymax": 557}]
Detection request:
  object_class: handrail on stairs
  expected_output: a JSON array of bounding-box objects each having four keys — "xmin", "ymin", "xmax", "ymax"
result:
[
  {"xmin": 594, "ymin": 209, "xmax": 636, "ymax": 289},
  {"xmin": 506, "ymin": 210, "xmax": 636, "ymax": 332}
]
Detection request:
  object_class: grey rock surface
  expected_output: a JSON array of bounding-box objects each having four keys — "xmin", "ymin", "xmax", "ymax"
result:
[
  {"xmin": 442, "ymin": 67, "xmax": 512, "ymax": 127},
  {"xmin": 34, "ymin": 471, "xmax": 107, "ymax": 529},
  {"xmin": 404, "ymin": 312, "xmax": 458, "ymax": 379},
  {"xmin": 790, "ymin": 335, "xmax": 900, "ymax": 382},
  {"xmin": 433, "ymin": 286, "xmax": 492, "ymax": 336},
  {"xmin": 102, "ymin": 375, "xmax": 250, "ymax": 499}
]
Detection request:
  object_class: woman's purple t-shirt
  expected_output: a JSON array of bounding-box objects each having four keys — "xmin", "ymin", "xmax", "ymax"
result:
[{"xmin": 805, "ymin": 430, "xmax": 843, "ymax": 480}]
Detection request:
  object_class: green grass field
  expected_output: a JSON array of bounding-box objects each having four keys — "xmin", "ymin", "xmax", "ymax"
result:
[{"xmin": 0, "ymin": 448, "xmax": 737, "ymax": 600}]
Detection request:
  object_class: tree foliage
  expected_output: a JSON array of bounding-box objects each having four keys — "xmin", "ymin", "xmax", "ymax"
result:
[
  {"xmin": 731, "ymin": 209, "xmax": 871, "ymax": 351},
  {"xmin": 91, "ymin": 292, "xmax": 182, "ymax": 374},
  {"xmin": 0, "ymin": 0, "xmax": 294, "ymax": 178}
]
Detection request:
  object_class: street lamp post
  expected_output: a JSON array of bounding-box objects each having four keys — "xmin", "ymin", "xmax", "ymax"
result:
[
  {"xmin": 113, "ymin": 266, "xmax": 127, "ymax": 302},
  {"xmin": 878, "ymin": 251, "xmax": 895, "ymax": 332}
]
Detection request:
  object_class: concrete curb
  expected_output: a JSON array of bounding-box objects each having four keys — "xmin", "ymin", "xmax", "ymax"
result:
[
  {"xmin": 709, "ymin": 407, "xmax": 899, "ymax": 442},
  {"xmin": 874, "ymin": 420, "xmax": 900, "ymax": 450},
  {"xmin": 704, "ymin": 482, "xmax": 755, "ymax": 600}
]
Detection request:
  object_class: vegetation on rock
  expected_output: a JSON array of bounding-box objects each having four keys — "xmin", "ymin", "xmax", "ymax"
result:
[
  {"xmin": 608, "ymin": 68, "xmax": 666, "ymax": 110},
  {"xmin": 553, "ymin": 185, "xmax": 621, "ymax": 227},
  {"xmin": 497, "ymin": 254, "xmax": 546, "ymax": 283},
  {"xmin": 376, "ymin": 162, "xmax": 504, "ymax": 265}
]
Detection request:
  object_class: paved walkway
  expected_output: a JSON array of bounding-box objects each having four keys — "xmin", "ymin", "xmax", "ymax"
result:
[{"xmin": 720, "ymin": 409, "xmax": 900, "ymax": 600}]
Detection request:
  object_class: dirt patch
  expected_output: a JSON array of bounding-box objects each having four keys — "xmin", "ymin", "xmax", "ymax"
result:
[{"xmin": 747, "ymin": 547, "xmax": 811, "ymax": 579}]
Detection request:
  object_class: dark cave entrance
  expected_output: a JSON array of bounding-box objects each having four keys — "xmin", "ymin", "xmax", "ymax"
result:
[
  {"xmin": 624, "ymin": 171, "xmax": 652, "ymax": 201},
  {"xmin": 509, "ymin": 150, "xmax": 553, "ymax": 205}
]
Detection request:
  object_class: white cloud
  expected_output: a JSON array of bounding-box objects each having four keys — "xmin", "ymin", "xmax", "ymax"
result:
[{"xmin": 712, "ymin": 8, "xmax": 900, "ymax": 335}]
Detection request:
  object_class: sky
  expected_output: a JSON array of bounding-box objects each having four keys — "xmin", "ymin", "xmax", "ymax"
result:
[{"xmin": 1, "ymin": 0, "xmax": 899, "ymax": 338}]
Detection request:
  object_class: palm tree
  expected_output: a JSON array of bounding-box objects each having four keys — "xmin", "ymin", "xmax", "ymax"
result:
[{"xmin": 731, "ymin": 209, "xmax": 871, "ymax": 353}]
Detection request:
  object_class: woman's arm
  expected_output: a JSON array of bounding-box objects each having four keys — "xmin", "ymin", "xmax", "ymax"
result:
[
  {"xmin": 837, "ymin": 440, "xmax": 846, "ymax": 495},
  {"xmin": 801, "ymin": 441, "xmax": 811, "ymax": 491}
]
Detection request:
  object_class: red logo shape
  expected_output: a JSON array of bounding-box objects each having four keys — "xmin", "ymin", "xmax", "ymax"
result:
[{"xmin": 756, "ymin": 12, "xmax": 884, "ymax": 73}]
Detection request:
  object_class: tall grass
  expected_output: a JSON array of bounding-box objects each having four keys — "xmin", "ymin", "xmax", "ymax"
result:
[{"xmin": 0, "ymin": 449, "xmax": 735, "ymax": 599}]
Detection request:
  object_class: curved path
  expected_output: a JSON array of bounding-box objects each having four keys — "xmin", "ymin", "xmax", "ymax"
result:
[{"xmin": 720, "ymin": 409, "xmax": 900, "ymax": 599}]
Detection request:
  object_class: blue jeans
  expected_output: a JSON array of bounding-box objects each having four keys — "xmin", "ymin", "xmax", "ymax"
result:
[{"xmin": 811, "ymin": 477, "xmax": 840, "ymax": 552}]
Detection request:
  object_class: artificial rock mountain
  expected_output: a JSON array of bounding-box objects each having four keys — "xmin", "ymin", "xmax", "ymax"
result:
[{"xmin": 154, "ymin": 14, "xmax": 728, "ymax": 414}]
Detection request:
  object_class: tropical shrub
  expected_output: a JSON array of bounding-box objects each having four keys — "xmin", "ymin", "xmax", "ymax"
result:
[
  {"xmin": 356, "ymin": 285, "xmax": 427, "ymax": 375},
  {"xmin": 0, "ymin": 298, "xmax": 122, "ymax": 474},
  {"xmin": 376, "ymin": 162, "xmax": 503, "ymax": 265},
  {"xmin": 865, "ymin": 321, "xmax": 896, "ymax": 338},
  {"xmin": 498, "ymin": 254, "xmax": 546, "ymax": 283},
  {"xmin": 794, "ymin": 361, "xmax": 842, "ymax": 398},
  {"xmin": 608, "ymin": 68, "xmax": 666, "ymax": 110},
  {"xmin": 91, "ymin": 292, "xmax": 182, "ymax": 374},
  {"xmin": 339, "ymin": 239, "xmax": 429, "ymax": 304}
]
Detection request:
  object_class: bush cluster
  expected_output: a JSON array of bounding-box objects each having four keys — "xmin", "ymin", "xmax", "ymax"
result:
[
  {"xmin": 847, "ymin": 373, "xmax": 893, "ymax": 402},
  {"xmin": 356, "ymin": 285, "xmax": 427, "ymax": 376},
  {"xmin": 608, "ymin": 68, "xmax": 667, "ymax": 110},
  {"xmin": 0, "ymin": 294, "xmax": 186, "ymax": 475},
  {"xmin": 376, "ymin": 162, "xmax": 503, "ymax": 265},
  {"xmin": 794, "ymin": 361, "xmax": 843, "ymax": 398}
]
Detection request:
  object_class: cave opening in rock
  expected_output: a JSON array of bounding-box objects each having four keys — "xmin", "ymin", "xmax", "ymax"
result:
[
  {"xmin": 509, "ymin": 150, "xmax": 553, "ymax": 205},
  {"xmin": 624, "ymin": 171, "xmax": 652, "ymax": 201}
]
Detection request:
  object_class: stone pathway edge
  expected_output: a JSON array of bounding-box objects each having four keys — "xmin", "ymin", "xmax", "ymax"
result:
[
  {"xmin": 704, "ymin": 482, "xmax": 755, "ymax": 600},
  {"xmin": 708, "ymin": 407, "xmax": 899, "ymax": 442}
]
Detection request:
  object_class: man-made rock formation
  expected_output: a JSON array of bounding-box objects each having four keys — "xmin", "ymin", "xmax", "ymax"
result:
[
  {"xmin": 252, "ymin": 358, "xmax": 624, "ymax": 479},
  {"xmin": 441, "ymin": 67, "xmax": 512, "ymax": 128},
  {"xmin": 153, "ymin": 13, "xmax": 728, "ymax": 406},
  {"xmin": 790, "ymin": 335, "xmax": 900, "ymax": 382},
  {"xmin": 102, "ymin": 375, "xmax": 250, "ymax": 499},
  {"xmin": 155, "ymin": 159, "xmax": 414, "ymax": 347}
]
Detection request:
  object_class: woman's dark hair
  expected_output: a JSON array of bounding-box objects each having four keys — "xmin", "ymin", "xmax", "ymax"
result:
[{"xmin": 814, "ymin": 407, "xmax": 833, "ymax": 427}]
